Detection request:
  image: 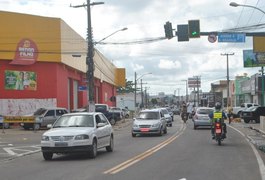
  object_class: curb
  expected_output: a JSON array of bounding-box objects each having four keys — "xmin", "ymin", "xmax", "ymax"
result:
[{"xmin": 247, "ymin": 126, "xmax": 265, "ymax": 153}]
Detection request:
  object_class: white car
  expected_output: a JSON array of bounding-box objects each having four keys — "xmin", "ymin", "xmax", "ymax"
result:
[
  {"xmin": 131, "ymin": 109, "xmax": 167, "ymax": 137},
  {"xmin": 41, "ymin": 112, "xmax": 114, "ymax": 160}
]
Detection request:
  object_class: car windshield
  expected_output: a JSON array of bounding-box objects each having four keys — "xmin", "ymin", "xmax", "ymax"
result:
[
  {"xmin": 137, "ymin": 112, "xmax": 159, "ymax": 120},
  {"xmin": 95, "ymin": 105, "xmax": 107, "ymax": 113},
  {"xmin": 247, "ymin": 106, "xmax": 258, "ymax": 111},
  {"xmin": 53, "ymin": 115, "xmax": 94, "ymax": 128},
  {"xmin": 197, "ymin": 108, "xmax": 213, "ymax": 115},
  {"xmin": 33, "ymin": 108, "xmax": 47, "ymax": 115}
]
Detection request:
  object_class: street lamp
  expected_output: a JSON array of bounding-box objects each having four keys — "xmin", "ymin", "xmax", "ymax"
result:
[
  {"xmin": 230, "ymin": 2, "xmax": 265, "ymax": 14},
  {"xmin": 230, "ymin": 2, "xmax": 265, "ymax": 106},
  {"xmin": 71, "ymin": 1, "xmax": 104, "ymax": 112},
  {"xmin": 95, "ymin": 27, "xmax": 128, "ymax": 45},
  {"xmin": 134, "ymin": 72, "xmax": 152, "ymax": 113}
]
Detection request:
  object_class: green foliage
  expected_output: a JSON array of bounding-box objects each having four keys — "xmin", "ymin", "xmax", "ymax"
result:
[{"xmin": 117, "ymin": 79, "xmax": 136, "ymax": 93}]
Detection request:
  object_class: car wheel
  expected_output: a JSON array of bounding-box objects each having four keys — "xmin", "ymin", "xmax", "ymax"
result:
[
  {"xmin": 256, "ymin": 118, "xmax": 260, "ymax": 123},
  {"xmin": 125, "ymin": 114, "xmax": 129, "ymax": 118},
  {"xmin": 43, "ymin": 152, "xmax": 53, "ymax": 160},
  {"xmin": 132, "ymin": 133, "xmax": 136, "ymax": 137},
  {"xmin": 3, "ymin": 123, "xmax": 9, "ymax": 129},
  {"xmin": 34, "ymin": 123, "xmax": 41, "ymax": 130},
  {"xmin": 170, "ymin": 123, "xmax": 172, "ymax": 127},
  {"xmin": 163, "ymin": 126, "xmax": 167, "ymax": 134},
  {"xmin": 106, "ymin": 135, "xmax": 114, "ymax": 152},
  {"xmin": 244, "ymin": 119, "xmax": 250, "ymax": 123},
  {"xmin": 109, "ymin": 118, "xmax": 116, "ymax": 125},
  {"xmin": 158, "ymin": 128, "xmax": 163, "ymax": 136},
  {"xmin": 88, "ymin": 139, "xmax": 97, "ymax": 158}
]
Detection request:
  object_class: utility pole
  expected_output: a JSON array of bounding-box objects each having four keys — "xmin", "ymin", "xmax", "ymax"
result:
[
  {"xmin": 221, "ymin": 53, "xmax": 234, "ymax": 107},
  {"xmin": 71, "ymin": 1, "xmax": 104, "ymax": 112}
]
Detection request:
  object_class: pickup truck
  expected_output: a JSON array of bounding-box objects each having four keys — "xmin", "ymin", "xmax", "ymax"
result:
[
  {"xmin": 95, "ymin": 104, "xmax": 122, "ymax": 125},
  {"xmin": 233, "ymin": 103, "xmax": 260, "ymax": 117}
]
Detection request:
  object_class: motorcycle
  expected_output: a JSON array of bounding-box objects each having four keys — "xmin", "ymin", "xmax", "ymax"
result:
[
  {"xmin": 181, "ymin": 112, "xmax": 188, "ymax": 123},
  {"xmin": 213, "ymin": 119, "xmax": 225, "ymax": 145}
]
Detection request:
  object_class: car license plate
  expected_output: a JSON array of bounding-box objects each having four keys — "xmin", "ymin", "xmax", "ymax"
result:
[
  {"xmin": 55, "ymin": 142, "xmax": 68, "ymax": 147},
  {"xmin": 140, "ymin": 128, "xmax": 150, "ymax": 132},
  {"xmin": 215, "ymin": 129, "xmax": 221, "ymax": 133}
]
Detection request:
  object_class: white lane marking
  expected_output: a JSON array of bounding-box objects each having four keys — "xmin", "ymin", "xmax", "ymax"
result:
[
  {"xmin": 104, "ymin": 123, "xmax": 186, "ymax": 174},
  {"xmin": 178, "ymin": 178, "xmax": 187, "ymax": 180},
  {"xmin": 3, "ymin": 145, "xmax": 41, "ymax": 156},
  {"xmin": 229, "ymin": 125, "xmax": 265, "ymax": 180}
]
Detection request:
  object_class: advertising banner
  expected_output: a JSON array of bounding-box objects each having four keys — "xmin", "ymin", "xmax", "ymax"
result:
[
  {"xmin": 5, "ymin": 70, "xmax": 37, "ymax": 90},
  {"xmin": 243, "ymin": 49, "xmax": 265, "ymax": 67}
]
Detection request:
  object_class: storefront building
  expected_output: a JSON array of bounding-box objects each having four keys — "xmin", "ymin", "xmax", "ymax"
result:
[{"xmin": 0, "ymin": 11, "xmax": 125, "ymax": 116}]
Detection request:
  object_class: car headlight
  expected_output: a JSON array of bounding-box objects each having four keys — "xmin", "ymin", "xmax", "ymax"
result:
[
  {"xmin": 151, "ymin": 123, "xmax": 160, "ymax": 128},
  {"xmin": 41, "ymin": 136, "xmax": 49, "ymax": 141},
  {"xmin": 75, "ymin": 134, "xmax": 89, "ymax": 140},
  {"xmin": 133, "ymin": 123, "xmax": 139, "ymax": 128}
]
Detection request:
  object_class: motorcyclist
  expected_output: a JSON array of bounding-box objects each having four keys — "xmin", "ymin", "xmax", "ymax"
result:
[
  {"xmin": 209, "ymin": 102, "xmax": 227, "ymax": 139},
  {"xmin": 181, "ymin": 102, "xmax": 188, "ymax": 123}
]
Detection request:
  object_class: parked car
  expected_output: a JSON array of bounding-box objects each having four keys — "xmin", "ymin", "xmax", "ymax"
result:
[
  {"xmin": 233, "ymin": 103, "xmax": 260, "ymax": 118},
  {"xmin": 109, "ymin": 107, "xmax": 124, "ymax": 118},
  {"xmin": 40, "ymin": 112, "xmax": 114, "ymax": 160},
  {"xmin": 131, "ymin": 109, "xmax": 167, "ymax": 137},
  {"xmin": 122, "ymin": 108, "xmax": 130, "ymax": 118},
  {"xmin": 20, "ymin": 107, "xmax": 69, "ymax": 130},
  {"xmin": 193, "ymin": 107, "xmax": 214, "ymax": 129},
  {"xmin": 241, "ymin": 106, "xmax": 265, "ymax": 123},
  {"xmin": 95, "ymin": 104, "xmax": 122, "ymax": 125}
]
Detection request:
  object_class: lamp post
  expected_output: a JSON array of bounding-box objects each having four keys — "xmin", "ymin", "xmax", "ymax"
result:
[
  {"xmin": 134, "ymin": 72, "xmax": 152, "ymax": 112},
  {"xmin": 221, "ymin": 53, "xmax": 234, "ymax": 107},
  {"xmin": 71, "ymin": 1, "xmax": 104, "ymax": 112},
  {"xmin": 230, "ymin": 2, "xmax": 265, "ymax": 14},
  {"xmin": 95, "ymin": 27, "xmax": 128, "ymax": 45},
  {"xmin": 230, "ymin": 2, "xmax": 265, "ymax": 106}
]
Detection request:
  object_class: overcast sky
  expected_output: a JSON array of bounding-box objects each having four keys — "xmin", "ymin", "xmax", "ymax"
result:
[{"xmin": 1, "ymin": 0, "xmax": 265, "ymax": 96}]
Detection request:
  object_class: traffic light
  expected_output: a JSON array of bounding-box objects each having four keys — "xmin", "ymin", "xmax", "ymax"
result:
[
  {"xmin": 164, "ymin": 21, "xmax": 173, "ymax": 39},
  {"xmin": 177, "ymin": 24, "xmax": 189, "ymax": 42},
  {"xmin": 188, "ymin": 20, "xmax": 200, "ymax": 38}
]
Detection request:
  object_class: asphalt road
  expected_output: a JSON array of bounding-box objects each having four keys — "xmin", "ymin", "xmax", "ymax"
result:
[{"xmin": 0, "ymin": 116, "xmax": 265, "ymax": 180}]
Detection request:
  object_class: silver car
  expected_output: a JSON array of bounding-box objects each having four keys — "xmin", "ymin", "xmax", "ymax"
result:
[
  {"xmin": 193, "ymin": 107, "xmax": 214, "ymax": 129},
  {"xmin": 132, "ymin": 109, "xmax": 167, "ymax": 137}
]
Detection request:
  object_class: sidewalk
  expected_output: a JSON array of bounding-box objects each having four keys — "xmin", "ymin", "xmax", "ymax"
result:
[{"xmin": 228, "ymin": 118, "xmax": 265, "ymax": 153}]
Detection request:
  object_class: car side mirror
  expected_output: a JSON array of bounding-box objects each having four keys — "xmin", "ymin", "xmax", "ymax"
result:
[
  {"xmin": 47, "ymin": 124, "xmax": 52, "ymax": 129},
  {"xmin": 97, "ymin": 123, "xmax": 105, "ymax": 128}
]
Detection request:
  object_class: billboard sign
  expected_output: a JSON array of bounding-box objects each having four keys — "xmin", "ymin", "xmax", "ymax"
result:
[
  {"xmin": 243, "ymin": 49, "xmax": 265, "ymax": 67},
  {"xmin": 188, "ymin": 77, "xmax": 201, "ymax": 88}
]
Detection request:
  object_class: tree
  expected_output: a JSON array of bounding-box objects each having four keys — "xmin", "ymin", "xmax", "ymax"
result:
[{"xmin": 117, "ymin": 79, "xmax": 136, "ymax": 93}]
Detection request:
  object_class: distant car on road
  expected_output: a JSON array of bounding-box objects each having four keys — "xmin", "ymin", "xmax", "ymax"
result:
[
  {"xmin": 241, "ymin": 106, "xmax": 265, "ymax": 123},
  {"xmin": 193, "ymin": 107, "xmax": 214, "ymax": 129},
  {"xmin": 40, "ymin": 112, "xmax": 114, "ymax": 160},
  {"xmin": 131, "ymin": 109, "xmax": 167, "ymax": 137}
]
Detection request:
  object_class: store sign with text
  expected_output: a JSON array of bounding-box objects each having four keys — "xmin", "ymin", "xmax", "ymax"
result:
[{"xmin": 10, "ymin": 38, "xmax": 38, "ymax": 65}]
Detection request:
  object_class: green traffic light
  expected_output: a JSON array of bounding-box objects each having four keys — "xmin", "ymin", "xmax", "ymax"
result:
[{"xmin": 192, "ymin": 32, "xmax": 197, "ymax": 36}]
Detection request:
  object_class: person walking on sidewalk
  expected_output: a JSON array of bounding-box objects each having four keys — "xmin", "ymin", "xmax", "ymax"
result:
[{"xmin": 227, "ymin": 104, "xmax": 233, "ymax": 124}]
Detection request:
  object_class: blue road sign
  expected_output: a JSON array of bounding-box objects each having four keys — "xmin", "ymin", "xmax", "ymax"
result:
[
  {"xmin": 78, "ymin": 86, "xmax": 87, "ymax": 91},
  {"xmin": 218, "ymin": 33, "xmax": 246, "ymax": 43}
]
